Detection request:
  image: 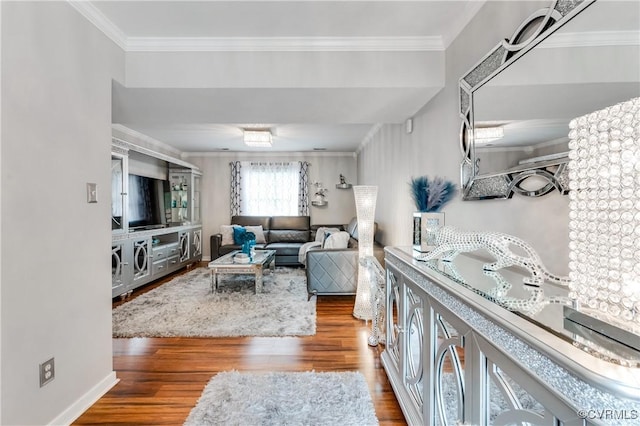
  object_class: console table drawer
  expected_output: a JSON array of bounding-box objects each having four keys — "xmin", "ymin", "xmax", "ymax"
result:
[
  {"xmin": 152, "ymin": 247, "xmax": 167, "ymax": 260},
  {"xmin": 152, "ymin": 243, "xmax": 179, "ymax": 261},
  {"xmin": 167, "ymin": 255, "xmax": 180, "ymax": 269},
  {"xmin": 166, "ymin": 244, "xmax": 180, "ymax": 258},
  {"xmin": 152, "ymin": 259, "xmax": 168, "ymax": 276}
]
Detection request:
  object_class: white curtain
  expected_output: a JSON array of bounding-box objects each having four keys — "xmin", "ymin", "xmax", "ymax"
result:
[{"xmin": 240, "ymin": 162, "xmax": 300, "ymax": 216}]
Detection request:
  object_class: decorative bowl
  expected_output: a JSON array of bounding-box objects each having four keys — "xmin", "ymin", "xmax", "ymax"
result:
[{"xmin": 234, "ymin": 253, "xmax": 250, "ymax": 263}]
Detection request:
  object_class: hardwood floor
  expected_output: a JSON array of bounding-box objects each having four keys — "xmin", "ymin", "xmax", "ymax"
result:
[{"xmin": 74, "ymin": 265, "xmax": 406, "ymax": 425}]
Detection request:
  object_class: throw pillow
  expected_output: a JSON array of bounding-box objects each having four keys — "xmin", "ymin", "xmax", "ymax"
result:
[
  {"xmin": 220, "ymin": 225, "xmax": 238, "ymax": 246},
  {"xmin": 244, "ymin": 225, "xmax": 267, "ymax": 244},
  {"xmin": 322, "ymin": 230, "xmax": 336, "ymax": 247},
  {"xmin": 233, "ymin": 226, "xmax": 247, "ymax": 245},
  {"xmin": 315, "ymin": 227, "xmax": 341, "ymax": 242},
  {"xmin": 322, "ymin": 231, "xmax": 350, "ymax": 249}
]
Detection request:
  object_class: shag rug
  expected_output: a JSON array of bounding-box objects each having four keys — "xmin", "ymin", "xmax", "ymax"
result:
[
  {"xmin": 112, "ymin": 267, "xmax": 315, "ymax": 337},
  {"xmin": 184, "ymin": 371, "xmax": 379, "ymax": 426}
]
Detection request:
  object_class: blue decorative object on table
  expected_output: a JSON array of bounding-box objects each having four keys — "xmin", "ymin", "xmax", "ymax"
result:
[
  {"xmin": 240, "ymin": 231, "xmax": 256, "ymax": 257},
  {"xmin": 233, "ymin": 226, "xmax": 247, "ymax": 244}
]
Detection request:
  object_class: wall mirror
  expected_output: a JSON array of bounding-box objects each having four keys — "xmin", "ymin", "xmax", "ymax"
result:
[{"xmin": 459, "ymin": 0, "xmax": 640, "ymax": 200}]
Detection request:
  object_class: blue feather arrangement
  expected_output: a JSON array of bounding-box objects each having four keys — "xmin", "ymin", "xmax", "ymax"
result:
[{"xmin": 410, "ymin": 176, "xmax": 457, "ymax": 212}]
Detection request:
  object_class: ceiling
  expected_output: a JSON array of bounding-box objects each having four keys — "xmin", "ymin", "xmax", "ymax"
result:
[{"xmin": 74, "ymin": 1, "xmax": 485, "ymax": 153}]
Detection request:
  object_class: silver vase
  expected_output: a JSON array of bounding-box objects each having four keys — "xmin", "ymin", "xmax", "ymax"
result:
[{"xmin": 412, "ymin": 212, "xmax": 445, "ymax": 253}]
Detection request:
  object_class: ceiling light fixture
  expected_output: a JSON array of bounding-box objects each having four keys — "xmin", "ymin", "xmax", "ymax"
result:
[
  {"xmin": 473, "ymin": 126, "xmax": 504, "ymax": 143},
  {"xmin": 243, "ymin": 129, "xmax": 273, "ymax": 147}
]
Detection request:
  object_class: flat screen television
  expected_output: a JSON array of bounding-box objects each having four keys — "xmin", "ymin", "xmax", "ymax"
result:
[{"xmin": 128, "ymin": 174, "xmax": 169, "ymax": 230}]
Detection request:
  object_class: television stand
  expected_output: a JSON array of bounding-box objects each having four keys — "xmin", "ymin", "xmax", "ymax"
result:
[
  {"xmin": 112, "ymin": 224, "xmax": 202, "ymax": 298},
  {"xmin": 111, "ymin": 137, "xmax": 203, "ymax": 299}
]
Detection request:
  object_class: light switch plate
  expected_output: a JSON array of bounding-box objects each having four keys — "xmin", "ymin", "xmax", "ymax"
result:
[{"xmin": 87, "ymin": 183, "xmax": 98, "ymax": 203}]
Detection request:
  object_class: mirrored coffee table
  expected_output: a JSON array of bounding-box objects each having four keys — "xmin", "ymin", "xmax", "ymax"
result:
[{"xmin": 207, "ymin": 249, "xmax": 276, "ymax": 294}]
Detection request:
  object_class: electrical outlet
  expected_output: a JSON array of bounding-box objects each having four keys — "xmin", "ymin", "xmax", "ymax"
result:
[{"xmin": 39, "ymin": 357, "xmax": 55, "ymax": 387}]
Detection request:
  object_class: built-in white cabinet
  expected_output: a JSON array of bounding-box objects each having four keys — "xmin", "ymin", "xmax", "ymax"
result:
[
  {"xmin": 111, "ymin": 226, "xmax": 202, "ymax": 298},
  {"xmin": 111, "ymin": 138, "xmax": 203, "ymax": 298}
]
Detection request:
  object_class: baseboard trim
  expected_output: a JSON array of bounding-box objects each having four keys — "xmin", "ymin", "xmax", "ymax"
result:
[{"xmin": 49, "ymin": 371, "xmax": 119, "ymax": 426}]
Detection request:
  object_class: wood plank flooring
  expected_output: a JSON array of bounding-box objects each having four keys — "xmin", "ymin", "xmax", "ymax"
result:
[{"xmin": 74, "ymin": 265, "xmax": 406, "ymax": 425}]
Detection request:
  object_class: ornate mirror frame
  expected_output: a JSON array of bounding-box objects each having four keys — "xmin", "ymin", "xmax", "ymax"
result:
[{"xmin": 459, "ymin": 0, "xmax": 596, "ymax": 200}]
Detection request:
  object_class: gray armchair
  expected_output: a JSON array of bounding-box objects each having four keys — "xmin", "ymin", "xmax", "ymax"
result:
[{"xmin": 306, "ymin": 217, "xmax": 384, "ymax": 298}]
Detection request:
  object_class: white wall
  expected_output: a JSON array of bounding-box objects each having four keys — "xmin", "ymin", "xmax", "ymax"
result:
[
  {"xmin": 1, "ymin": 3, "xmax": 123, "ymax": 424},
  {"xmin": 357, "ymin": 0, "xmax": 571, "ymax": 275},
  {"xmin": 185, "ymin": 152, "xmax": 357, "ymax": 260},
  {"xmin": 125, "ymin": 50, "xmax": 442, "ymax": 89}
]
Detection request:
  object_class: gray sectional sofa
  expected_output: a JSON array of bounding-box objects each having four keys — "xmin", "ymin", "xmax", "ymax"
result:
[
  {"xmin": 210, "ymin": 215, "xmax": 384, "ymax": 298},
  {"xmin": 210, "ymin": 215, "xmax": 311, "ymax": 266}
]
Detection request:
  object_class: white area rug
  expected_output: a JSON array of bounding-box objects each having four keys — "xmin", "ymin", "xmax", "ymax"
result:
[
  {"xmin": 184, "ymin": 371, "xmax": 379, "ymax": 426},
  {"xmin": 112, "ymin": 267, "xmax": 315, "ymax": 337}
]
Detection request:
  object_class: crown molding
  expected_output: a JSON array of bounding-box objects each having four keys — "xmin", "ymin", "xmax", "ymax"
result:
[
  {"xmin": 540, "ymin": 30, "xmax": 640, "ymax": 49},
  {"xmin": 66, "ymin": 1, "xmax": 444, "ymax": 53},
  {"xmin": 112, "ymin": 124, "xmax": 184, "ymax": 158},
  {"xmin": 67, "ymin": 1, "xmax": 127, "ymax": 50},
  {"xmin": 183, "ymin": 151, "xmax": 356, "ymax": 158},
  {"xmin": 125, "ymin": 36, "xmax": 443, "ymax": 52}
]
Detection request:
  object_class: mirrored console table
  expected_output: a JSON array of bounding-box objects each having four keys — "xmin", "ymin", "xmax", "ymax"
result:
[{"xmin": 383, "ymin": 246, "xmax": 640, "ymax": 425}]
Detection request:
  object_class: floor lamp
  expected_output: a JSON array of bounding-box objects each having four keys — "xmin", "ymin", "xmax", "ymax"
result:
[{"xmin": 353, "ymin": 185, "xmax": 378, "ymax": 320}]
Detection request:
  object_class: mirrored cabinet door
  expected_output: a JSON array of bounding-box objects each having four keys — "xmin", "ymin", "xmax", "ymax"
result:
[
  {"xmin": 169, "ymin": 170, "xmax": 190, "ymax": 224},
  {"xmin": 111, "ymin": 153, "xmax": 127, "ymax": 233},
  {"xmin": 193, "ymin": 174, "xmax": 201, "ymax": 224},
  {"xmin": 169, "ymin": 169, "xmax": 202, "ymax": 225}
]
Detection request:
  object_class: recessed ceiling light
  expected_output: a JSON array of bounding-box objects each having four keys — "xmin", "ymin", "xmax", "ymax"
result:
[{"xmin": 313, "ymin": 148, "xmax": 327, "ymax": 151}]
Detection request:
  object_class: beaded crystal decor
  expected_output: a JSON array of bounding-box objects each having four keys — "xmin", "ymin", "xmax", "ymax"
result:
[
  {"xmin": 353, "ymin": 186, "xmax": 378, "ymax": 320},
  {"xmin": 360, "ymin": 256, "xmax": 386, "ymax": 346},
  {"xmin": 567, "ymin": 97, "xmax": 640, "ymax": 328}
]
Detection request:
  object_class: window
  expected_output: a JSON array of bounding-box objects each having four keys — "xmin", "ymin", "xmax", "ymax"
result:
[{"xmin": 230, "ymin": 161, "xmax": 309, "ymax": 216}]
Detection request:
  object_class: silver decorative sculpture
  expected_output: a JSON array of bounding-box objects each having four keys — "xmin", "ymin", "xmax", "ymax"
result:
[
  {"xmin": 483, "ymin": 270, "xmax": 570, "ymax": 315},
  {"xmin": 438, "ymin": 255, "xmax": 569, "ymax": 315},
  {"xmin": 416, "ymin": 226, "xmax": 570, "ymax": 287}
]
